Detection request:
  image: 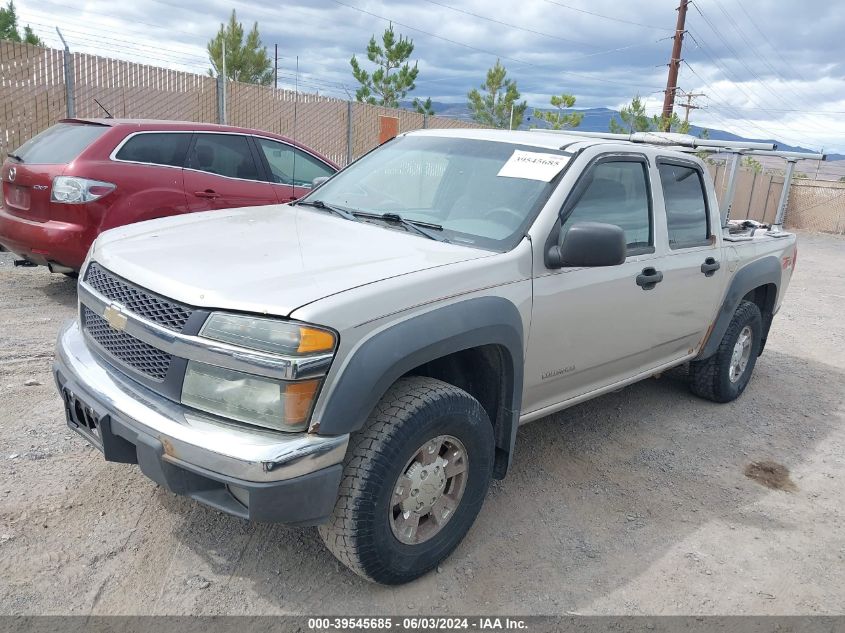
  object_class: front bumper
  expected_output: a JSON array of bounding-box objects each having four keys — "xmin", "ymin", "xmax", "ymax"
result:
[{"xmin": 53, "ymin": 321, "xmax": 348, "ymax": 525}]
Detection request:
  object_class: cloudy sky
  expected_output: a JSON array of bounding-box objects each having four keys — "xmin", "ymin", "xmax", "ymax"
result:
[{"xmin": 16, "ymin": 0, "xmax": 845, "ymax": 152}]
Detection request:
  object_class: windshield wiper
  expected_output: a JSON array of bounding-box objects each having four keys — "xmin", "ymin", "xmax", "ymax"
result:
[
  {"xmin": 363, "ymin": 212, "xmax": 448, "ymax": 242},
  {"xmin": 6, "ymin": 153, "xmax": 23, "ymax": 162},
  {"xmin": 295, "ymin": 199, "xmax": 357, "ymax": 221}
]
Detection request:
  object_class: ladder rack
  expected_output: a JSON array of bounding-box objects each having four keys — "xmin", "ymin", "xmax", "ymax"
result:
[{"xmin": 531, "ymin": 129, "xmax": 827, "ymax": 227}]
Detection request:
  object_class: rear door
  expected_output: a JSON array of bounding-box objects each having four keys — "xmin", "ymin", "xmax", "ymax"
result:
[
  {"xmin": 253, "ymin": 136, "xmax": 336, "ymax": 203},
  {"xmin": 104, "ymin": 131, "xmax": 190, "ymax": 226},
  {"xmin": 183, "ymin": 133, "xmax": 275, "ymax": 211},
  {"xmin": 648, "ymin": 158, "xmax": 727, "ymax": 358}
]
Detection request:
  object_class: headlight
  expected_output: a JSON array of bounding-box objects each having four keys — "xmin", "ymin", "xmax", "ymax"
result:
[
  {"xmin": 181, "ymin": 361, "xmax": 320, "ymax": 432},
  {"xmin": 51, "ymin": 176, "xmax": 115, "ymax": 203},
  {"xmin": 200, "ymin": 313, "xmax": 336, "ymax": 355}
]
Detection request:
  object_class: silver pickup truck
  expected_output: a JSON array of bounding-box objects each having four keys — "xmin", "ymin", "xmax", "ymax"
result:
[{"xmin": 53, "ymin": 129, "xmax": 797, "ymax": 584}]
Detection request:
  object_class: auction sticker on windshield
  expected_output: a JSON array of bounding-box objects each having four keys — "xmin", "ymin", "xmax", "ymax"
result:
[{"xmin": 497, "ymin": 150, "xmax": 571, "ymax": 181}]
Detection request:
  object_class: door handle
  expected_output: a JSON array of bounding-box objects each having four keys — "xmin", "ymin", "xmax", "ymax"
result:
[
  {"xmin": 636, "ymin": 267, "xmax": 663, "ymax": 290},
  {"xmin": 194, "ymin": 189, "xmax": 220, "ymax": 199},
  {"xmin": 701, "ymin": 257, "xmax": 721, "ymax": 277}
]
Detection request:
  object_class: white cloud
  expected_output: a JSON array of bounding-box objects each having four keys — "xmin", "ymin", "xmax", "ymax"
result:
[{"xmin": 15, "ymin": 0, "xmax": 845, "ymax": 152}]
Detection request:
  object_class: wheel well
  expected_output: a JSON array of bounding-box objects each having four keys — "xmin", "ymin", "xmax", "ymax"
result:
[
  {"xmin": 742, "ymin": 283, "xmax": 777, "ymax": 352},
  {"xmin": 403, "ymin": 344, "xmax": 512, "ymax": 479}
]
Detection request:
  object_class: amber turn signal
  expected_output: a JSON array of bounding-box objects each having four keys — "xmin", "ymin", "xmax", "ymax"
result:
[{"xmin": 297, "ymin": 326, "xmax": 336, "ymax": 354}]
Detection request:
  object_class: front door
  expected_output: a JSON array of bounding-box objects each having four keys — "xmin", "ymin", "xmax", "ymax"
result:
[
  {"xmin": 522, "ymin": 155, "xmax": 666, "ymax": 417},
  {"xmin": 183, "ymin": 133, "xmax": 275, "ymax": 211},
  {"xmin": 253, "ymin": 137, "xmax": 336, "ymax": 204}
]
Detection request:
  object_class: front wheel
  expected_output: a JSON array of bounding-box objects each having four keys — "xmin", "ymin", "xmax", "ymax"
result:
[
  {"xmin": 318, "ymin": 376, "xmax": 494, "ymax": 584},
  {"xmin": 689, "ymin": 300, "xmax": 762, "ymax": 402}
]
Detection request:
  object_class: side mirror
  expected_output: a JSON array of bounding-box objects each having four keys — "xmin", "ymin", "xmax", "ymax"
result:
[
  {"xmin": 547, "ymin": 222, "xmax": 626, "ymax": 268},
  {"xmin": 311, "ymin": 176, "xmax": 330, "ymax": 189}
]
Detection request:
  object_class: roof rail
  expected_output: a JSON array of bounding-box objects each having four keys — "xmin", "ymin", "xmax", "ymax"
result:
[{"xmin": 532, "ymin": 129, "xmax": 776, "ymax": 151}]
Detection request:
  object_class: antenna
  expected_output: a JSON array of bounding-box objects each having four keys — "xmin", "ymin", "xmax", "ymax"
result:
[
  {"xmin": 93, "ymin": 98, "xmax": 113, "ymax": 119},
  {"xmin": 291, "ymin": 55, "xmax": 299, "ymax": 201}
]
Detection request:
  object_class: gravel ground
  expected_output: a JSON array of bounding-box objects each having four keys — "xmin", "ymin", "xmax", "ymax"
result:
[{"xmin": 0, "ymin": 231, "xmax": 843, "ymax": 616}]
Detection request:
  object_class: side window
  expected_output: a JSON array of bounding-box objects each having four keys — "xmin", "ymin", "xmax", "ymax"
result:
[
  {"xmin": 562, "ymin": 160, "xmax": 652, "ymax": 251},
  {"xmin": 186, "ymin": 134, "xmax": 260, "ymax": 180},
  {"xmin": 658, "ymin": 162, "xmax": 710, "ymax": 249},
  {"xmin": 257, "ymin": 138, "xmax": 334, "ymax": 186},
  {"xmin": 114, "ymin": 133, "xmax": 190, "ymax": 167}
]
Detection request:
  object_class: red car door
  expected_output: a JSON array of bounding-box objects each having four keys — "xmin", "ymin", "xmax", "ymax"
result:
[
  {"xmin": 183, "ymin": 133, "xmax": 275, "ymax": 211},
  {"xmin": 253, "ymin": 136, "xmax": 336, "ymax": 203}
]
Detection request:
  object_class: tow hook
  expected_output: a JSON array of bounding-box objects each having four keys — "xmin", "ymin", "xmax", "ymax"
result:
[{"xmin": 13, "ymin": 259, "xmax": 37, "ymax": 268}]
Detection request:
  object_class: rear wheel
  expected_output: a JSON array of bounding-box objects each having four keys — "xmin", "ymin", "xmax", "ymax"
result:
[
  {"xmin": 318, "ymin": 376, "xmax": 494, "ymax": 584},
  {"xmin": 689, "ymin": 300, "xmax": 762, "ymax": 402}
]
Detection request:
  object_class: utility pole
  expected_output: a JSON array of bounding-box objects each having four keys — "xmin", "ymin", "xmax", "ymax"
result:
[
  {"xmin": 661, "ymin": 0, "xmax": 690, "ymax": 131},
  {"xmin": 678, "ymin": 91, "xmax": 705, "ymax": 125}
]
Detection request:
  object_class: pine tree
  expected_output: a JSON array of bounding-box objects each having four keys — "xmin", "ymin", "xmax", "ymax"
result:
[{"xmin": 207, "ymin": 10, "xmax": 273, "ymax": 85}]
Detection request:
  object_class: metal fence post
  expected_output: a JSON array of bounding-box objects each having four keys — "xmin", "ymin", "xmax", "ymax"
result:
[
  {"xmin": 721, "ymin": 153, "xmax": 741, "ymax": 226},
  {"xmin": 346, "ymin": 101, "xmax": 353, "ymax": 166},
  {"xmin": 56, "ymin": 28, "xmax": 75, "ymax": 118},
  {"xmin": 217, "ymin": 75, "xmax": 226, "ymax": 124},
  {"xmin": 774, "ymin": 159, "xmax": 797, "ymax": 227},
  {"xmin": 423, "ymin": 113, "xmax": 428, "ymax": 129}
]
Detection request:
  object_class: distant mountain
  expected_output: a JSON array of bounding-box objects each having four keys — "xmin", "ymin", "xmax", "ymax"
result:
[{"xmin": 407, "ymin": 101, "xmax": 845, "ymax": 162}]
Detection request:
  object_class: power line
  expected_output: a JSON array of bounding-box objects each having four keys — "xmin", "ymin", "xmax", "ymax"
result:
[
  {"xmin": 680, "ymin": 59, "xmax": 796, "ymax": 141},
  {"xmin": 708, "ymin": 0, "xmax": 810, "ymax": 112},
  {"xmin": 420, "ymin": 0, "xmax": 599, "ymax": 47},
  {"xmin": 330, "ymin": 0, "xmax": 665, "ymax": 91},
  {"xmin": 689, "ymin": 3, "xmax": 830, "ymax": 140},
  {"xmin": 541, "ymin": 0, "xmax": 673, "ymax": 31},
  {"xmin": 682, "ymin": 32, "xmax": 812, "ymax": 147}
]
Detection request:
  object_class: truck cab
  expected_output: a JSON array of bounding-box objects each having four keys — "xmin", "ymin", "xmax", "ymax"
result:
[{"xmin": 53, "ymin": 129, "xmax": 798, "ymax": 585}]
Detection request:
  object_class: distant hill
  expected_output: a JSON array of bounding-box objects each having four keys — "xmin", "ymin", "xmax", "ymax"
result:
[{"xmin": 407, "ymin": 101, "xmax": 845, "ymax": 162}]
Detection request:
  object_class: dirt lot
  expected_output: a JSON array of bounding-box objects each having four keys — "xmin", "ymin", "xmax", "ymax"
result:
[{"xmin": 0, "ymin": 231, "xmax": 843, "ymax": 616}]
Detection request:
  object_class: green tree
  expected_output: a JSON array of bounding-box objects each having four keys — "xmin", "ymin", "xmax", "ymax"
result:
[
  {"xmin": 838, "ymin": 176, "xmax": 845, "ymax": 182},
  {"xmin": 534, "ymin": 93, "xmax": 582, "ymax": 130},
  {"xmin": 350, "ymin": 23, "xmax": 419, "ymax": 108},
  {"xmin": 609, "ymin": 96, "xmax": 696, "ymax": 134},
  {"xmin": 207, "ymin": 10, "xmax": 273, "ymax": 85},
  {"xmin": 742, "ymin": 156, "xmax": 763, "ymax": 174},
  {"xmin": 608, "ymin": 95, "xmax": 652, "ymax": 133},
  {"xmin": 467, "ymin": 60, "xmax": 527, "ymax": 129},
  {"xmin": 412, "ymin": 96, "xmax": 435, "ymax": 116},
  {"xmin": 0, "ymin": 1, "xmax": 42, "ymax": 45}
]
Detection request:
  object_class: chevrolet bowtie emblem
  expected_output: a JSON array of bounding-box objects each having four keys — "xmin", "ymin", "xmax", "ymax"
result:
[{"xmin": 103, "ymin": 303, "xmax": 128, "ymax": 331}]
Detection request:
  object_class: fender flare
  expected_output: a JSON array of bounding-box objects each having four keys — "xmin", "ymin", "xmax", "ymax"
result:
[
  {"xmin": 697, "ymin": 255, "xmax": 781, "ymax": 360},
  {"xmin": 316, "ymin": 296, "xmax": 525, "ymax": 476}
]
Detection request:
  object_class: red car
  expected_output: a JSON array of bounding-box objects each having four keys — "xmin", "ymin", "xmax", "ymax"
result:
[{"xmin": 0, "ymin": 119, "xmax": 338, "ymax": 273}]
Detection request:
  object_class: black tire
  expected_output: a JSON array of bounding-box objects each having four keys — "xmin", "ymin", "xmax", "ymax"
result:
[
  {"xmin": 62, "ymin": 272, "xmax": 79, "ymax": 279},
  {"xmin": 318, "ymin": 376, "xmax": 495, "ymax": 584},
  {"xmin": 689, "ymin": 300, "xmax": 762, "ymax": 403}
]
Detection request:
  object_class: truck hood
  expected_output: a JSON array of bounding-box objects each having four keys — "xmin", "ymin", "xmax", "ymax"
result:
[{"xmin": 91, "ymin": 204, "xmax": 492, "ymax": 316}]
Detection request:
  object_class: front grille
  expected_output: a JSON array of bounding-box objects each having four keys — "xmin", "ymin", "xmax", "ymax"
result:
[
  {"xmin": 84, "ymin": 263, "xmax": 193, "ymax": 332},
  {"xmin": 82, "ymin": 307, "xmax": 172, "ymax": 382}
]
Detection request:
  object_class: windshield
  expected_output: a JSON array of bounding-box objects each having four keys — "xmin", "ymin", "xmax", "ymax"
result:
[
  {"xmin": 305, "ymin": 135, "xmax": 571, "ymax": 251},
  {"xmin": 12, "ymin": 122, "xmax": 108, "ymax": 164}
]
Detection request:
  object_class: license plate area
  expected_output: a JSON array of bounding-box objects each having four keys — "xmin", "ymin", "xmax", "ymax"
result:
[
  {"xmin": 6, "ymin": 184, "xmax": 30, "ymax": 210},
  {"xmin": 62, "ymin": 387, "xmax": 104, "ymax": 451}
]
